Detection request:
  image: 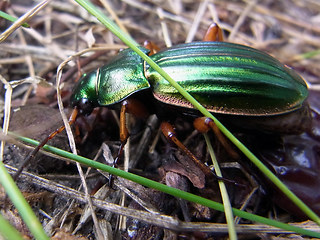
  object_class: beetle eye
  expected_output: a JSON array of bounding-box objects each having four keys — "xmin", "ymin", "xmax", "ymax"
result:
[{"xmin": 76, "ymin": 99, "xmax": 94, "ymax": 115}]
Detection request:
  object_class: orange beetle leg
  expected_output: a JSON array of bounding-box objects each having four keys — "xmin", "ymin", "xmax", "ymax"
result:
[
  {"xmin": 203, "ymin": 23, "xmax": 224, "ymax": 42},
  {"xmin": 194, "ymin": 117, "xmax": 239, "ymax": 159},
  {"xmin": 115, "ymin": 98, "xmax": 149, "ymax": 166},
  {"xmin": 110, "ymin": 99, "xmax": 149, "ymax": 186},
  {"xmin": 160, "ymin": 121, "xmax": 213, "ymax": 177},
  {"xmin": 144, "ymin": 40, "xmax": 161, "ymax": 56}
]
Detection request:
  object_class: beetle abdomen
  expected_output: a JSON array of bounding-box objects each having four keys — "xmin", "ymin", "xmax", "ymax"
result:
[{"xmin": 147, "ymin": 42, "xmax": 308, "ymax": 116}]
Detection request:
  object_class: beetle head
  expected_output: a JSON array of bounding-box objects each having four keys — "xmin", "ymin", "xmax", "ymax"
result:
[{"xmin": 70, "ymin": 71, "xmax": 99, "ymax": 115}]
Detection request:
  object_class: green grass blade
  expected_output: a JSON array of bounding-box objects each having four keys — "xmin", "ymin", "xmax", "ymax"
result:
[
  {"xmin": 0, "ymin": 10, "xmax": 30, "ymax": 28},
  {"xmin": 74, "ymin": 0, "xmax": 320, "ymax": 225},
  {"xmin": 0, "ymin": 213, "xmax": 24, "ymax": 240},
  {"xmin": 9, "ymin": 131, "xmax": 320, "ymax": 238},
  {"xmin": 204, "ymin": 133, "xmax": 237, "ymax": 240},
  {"xmin": 293, "ymin": 48, "xmax": 320, "ymax": 61},
  {"xmin": 0, "ymin": 160, "xmax": 49, "ymax": 240},
  {"xmin": 72, "ymin": 0, "xmax": 138, "ymax": 46}
]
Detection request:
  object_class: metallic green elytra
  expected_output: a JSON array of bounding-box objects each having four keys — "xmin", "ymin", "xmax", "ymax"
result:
[{"xmin": 70, "ymin": 41, "xmax": 308, "ymax": 118}]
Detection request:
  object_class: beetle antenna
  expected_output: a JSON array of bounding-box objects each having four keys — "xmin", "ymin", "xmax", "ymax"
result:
[{"xmin": 12, "ymin": 108, "xmax": 78, "ymax": 181}]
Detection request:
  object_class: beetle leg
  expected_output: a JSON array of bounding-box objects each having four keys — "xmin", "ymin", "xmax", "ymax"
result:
[
  {"xmin": 109, "ymin": 99, "xmax": 149, "ymax": 186},
  {"xmin": 114, "ymin": 99, "xmax": 149, "ymax": 166},
  {"xmin": 194, "ymin": 117, "xmax": 239, "ymax": 159},
  {"xmin": 160, "ymin": 122, "xmax": 238, "ymax": 185},
  {"xmin": 144, "ymin": 40, "xmax": 161, "ymax": 56},
  {"xmin": 119, "ymin": 101, "xmax": 130, "ymax": 145},
  {"xmin": 13, "ymin": 108, "xmax": 79, "ymax": 181},
  {"xmin": 203, "ymin": 23, "xmax": 224, "ymax": 42},
  {"xmin": 160, "ymin": 121, "xmax": 213, "ymax": 177}
]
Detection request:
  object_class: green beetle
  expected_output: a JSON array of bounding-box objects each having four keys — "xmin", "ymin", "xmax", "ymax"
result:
[{"xmin": 70, "ymin": 41, "xmax": 310, "ymax": 134}]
